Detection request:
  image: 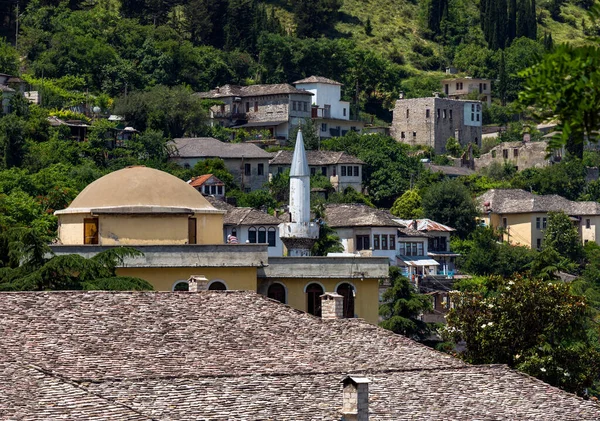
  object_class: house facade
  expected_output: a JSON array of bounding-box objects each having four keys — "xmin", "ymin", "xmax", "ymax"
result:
[
  {"xmin": 474, "ymin": 140, "xmax": 563, "ymax": 171},
  {"xmin": 169, "ymin": 137, "xmax": 273, "ymax": 192},
  {"xmin": 293, "ymin": 76, "xmax": 365, "ymax": 138},
  {"xmin": 442, "ymin": 77, "xmax": 492, "ymax": 106},
  {"xmin": 478, "ymin": 189, "xmax": 600, "ymax": 249},
  {"xmin": 270, "ymin": 150, "xmax": 364, "ymax": 192},
  {"xmin": 391, "ymin": 95, "xmax": 482, "ymax": 153},
  {"xmin": 197, "ymin": 83, "xmax": 313, "ymax": 140},
  {"xmin": 189, "ymin": 174, "xmax": 226, "ymax": 199}
]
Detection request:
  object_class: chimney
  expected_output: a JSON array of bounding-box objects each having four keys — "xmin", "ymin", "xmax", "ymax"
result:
[
  {"xmin": 412, "ymin": 220, "xmax": 418, "ymax": 230},
  {"xmin": 341, "ymin": 376, "xmax": 370, "ymax": 421},
  {"xmin": 188, "ymin": 275, "xmax": 208, "ymax": 292},
  {"xmin": 320, "ymin": 292, "xmax": 344, "ymax": 319},
  {"xmin": 433, "ymin": 91, "xmax": 440, "ymax": 98},
  {"xmin": 398, "ymin": 91, "xmax": 404, "ymax": 99}
]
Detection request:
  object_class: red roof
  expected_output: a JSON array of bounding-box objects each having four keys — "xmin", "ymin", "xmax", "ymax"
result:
[{"xmin": 189, "ymin": 174, "xmax": 224, "ymax": 188}]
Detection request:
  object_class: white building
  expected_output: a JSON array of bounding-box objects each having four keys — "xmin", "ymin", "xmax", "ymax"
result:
[{"xmin": 293, "ymin": 76, "xmax": 365, "ymax": 138}]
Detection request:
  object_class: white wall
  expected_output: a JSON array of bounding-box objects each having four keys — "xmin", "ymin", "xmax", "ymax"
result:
[
  {"xmin": 296, "ymin": 82, "xmax": 349, "ymax": 121},
  {"xmin": 225, "ymin": 225, "xmax": 284, "ymax": 257},
  {"xmin": 463, "ymin": 102, "xmax": 482, "ymax": 127}
]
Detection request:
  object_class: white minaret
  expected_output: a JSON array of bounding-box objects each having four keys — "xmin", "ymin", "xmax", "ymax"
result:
[{"xmin": 279, "ymin": 129, "xmax": 319, "ymax": 257}]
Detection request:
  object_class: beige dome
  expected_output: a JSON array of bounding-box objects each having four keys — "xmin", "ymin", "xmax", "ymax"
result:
[{"xmin": 56, "ymin": 166, "xmax": 222, "ymax": 215}]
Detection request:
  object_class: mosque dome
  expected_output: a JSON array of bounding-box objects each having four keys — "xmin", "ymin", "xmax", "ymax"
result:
[{"xmin": 56, "ymin": 166, "xmax": 220, "ymax": 215}]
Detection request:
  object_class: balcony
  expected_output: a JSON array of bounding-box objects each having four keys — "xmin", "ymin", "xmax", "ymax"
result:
[
  {"xmin": 212, "ymin": 111, "xmax": 247, "ymax": 120},
  {"xmin": 312, "ymin": 107, "xmax": 331, "ymax": 119}
]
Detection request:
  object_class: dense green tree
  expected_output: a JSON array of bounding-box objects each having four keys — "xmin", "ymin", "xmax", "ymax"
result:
[
  {"xmin": 445, "ymin": 275, "xmax": 599, "ymax": 395},
  {"xmin": 390, "ymin": 189, "xmax": 424, "ymax": 219},
  {"xmin": 519, "ymin": 44, "xmax": 600, "ymax": 158},
  {"xmin": 422, "ymin": 179, "xmax": 477, "ymax": 238},
  {"xmin": 311, "ymin": 203, "xmax": 343, "ymax": 256},
  {"xmin": 542, "ymin": 211, "xmax": 584, "ymax": 264},
  {"xmin": 511, "ymin": 158, "xmax": 586, "ymax": 200},
  {"xmin": 423, "ymin": 0, "xmax": 449, "ymax": 38},
  {"xmin": 0, "ymin": 114, "xmax": 27, "ymax": 169},
  {"xmin": 0, "ymin": 39, "xmax": 19, "ymax": 74},
  {"xmin": 294, "ymin": 0, "xmax": 342, "ymax": 38},
  {"xmin": 379, "ymin": 266, "xmax": 434, "ymax": 340},
  {"xmin": 189, "ymin": 158, "xmax": 236, "ymax": 191},
  {"xmin": 183, "ymin": 0, "xmax": 227, "ymax": 47}
]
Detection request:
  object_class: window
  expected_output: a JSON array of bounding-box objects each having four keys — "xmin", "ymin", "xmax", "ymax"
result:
[
  {"xmin": 513, "ymin": 149, "xmax": 519, "ymax": 158},
  {"xmin": 321, "ymin": 166, "xmax": 327, "ymax": 176},
  {"xmin": 476, "ymin": 113, "xmax": 480, "ymax": 122},
  {"xmin": 356, "ymin": 235, "xmax": 370, "ymax": 251},
  {"xmin": 456, "ymin": 82, "xmax": 460, "ymax": 90},
  {"xmin": 471, "ymin": 112, "xmax": 475, "ymax": 121},
  {"xmin": 401, "ymin": 132, "xmax": 406, "ymax": 139},
  {"xmin": 336, "ymin": 283, "xmax": 355, "ymax": 318},
  {"xmin": 542, "ymin": 217, "xmax": 547, "ymax": 229},
  {"xmin": 343, "ymin": 108, "xmax": 347, "ymax": 117},
  {"xmin": 303, "ymin": 102, "xmax": 308, "ymax": 112},
  {"xmin": 306, "ymin": 283, "xmax": 324, "ymax": 317},
  {"xmin": 381, "ymin": 235, "xmax": 388, "ymax": 250},
  {"xmin": 245, "ymin": 163, "xmax": 251, "ymax": 176},
  {"xmin": 413, "ymin": 131, "xmax": 417, "ymax": 138},
  {"xmin": 210, "ymin": 185, "xmax": 217, "ymax": 194},
  {"xmin": 503, "ymin": 218, "xmax": 508, "ymax": 228},
  {"xmin": 426, "ymin": 109, "xmax": 430, "ymax": 118},
  {"xmin": 353, "ymin": 166, "xmax": 359, "ymax": 177},
  {"xmin": 341, "ymin": 166, "xmax": 347, "ymax": 177},
  {"xmin": 84, "ymin": 218, "xmax": 99, "ymax": 245},
  {"xmin": 268, "ymin": 283, "xmax": 286, "ymax": 303},
  {"xmin": 188, "ymin": 218, "xmax": 197, "ymax": 244},
  {"xmin": 536, "ymin": 239, "xmax": 541, "ymax": 250},
  {"xmin": 417, "ymin": 242, "xmax": 424, "ymax": 255},
  {"xmin": 437, "ymin": 108, "xmax": 440, "ymax": 119},
  {"xmin": 321, "ymin": 123, "xmax": 327, "ymax": 132},
  {"xmin": 491, "ymin": 150, "xmax": 497, "ymax": 158},
  {"xmin": 449, "ymin": 109, "xmax": 453, "ymax": 119},
  {"xmin": 268, "ymin": 227, "xmax": 276, "ymax": 247},
  {"xmin": 244, "ymin": 187, "xmax": 251, "ymax": 193},
  {"xmin": 257, "ymin": 163, "xmax": 264, "ymax": 176},
  {"xmin": 472, "ymin": 104, "xmax": 475, "ymax": 112},
  {"xmin": 406, "ymin": 109, "xmax": 409, "ymax": 118},
  {"xmin": 443, "ymin": 109, "xmax": 447, "ymax": 119},
  {"xmin": 399, "ymin": 243, "xmax": 405, "ymax": 255},
  {"xmin": 248, "ymin": 227, "xmax": 257, "ymax": 243},
  {"xmin": 373, "ymin": 235, "xmax": 380, "ymax": 250},
  {"xmin": 254, "ymin": 101, "xmax": 258, "ymax": 112},
  {"xmin": 586, "ymin": 219, "xmax": 591, "ymax": 229},
  {"xmin": 483, "ymin": 83, "xmax": 487, "ymax": 91},
  {"xmin": 310, "ymin": 167, "xmax": 316, "ymax": 176},
  {"xmin": 258, "ymin": 227, "xmax": 267, "ymax": 244},
  {"xmin": 292, "ymin": 101, "xmax": 297, "ymax": 111},
  {"xmin": 536, "ymin": 217, "xmax": 540, "ymax": 229},
  {"xmin": 208, "ymin": 281, "xmax": 227, "ymax": 291},
  {"xmin": 217, "ymin": 186, "xmax": 223, "ymax": 195},
  {"xmin": 245, "ymin": 102, "xmax": 250, "ymax": 112},
  {"xmin": 503, "ymin": 149, "xmax": 509, "ymax": 159}
]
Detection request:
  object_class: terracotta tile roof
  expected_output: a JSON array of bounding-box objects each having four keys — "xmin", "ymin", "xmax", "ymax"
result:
[
  {"xmin": 197, "ymin": 83, "xmax": 313, "ymax": 99},
  {"xmin": 170, "ymin": 137, "xmax": 273, "ymax": 159},
  {"xmin": 477, "ymin": 189, "xmax": 600, "ymax": 215},
  {"xmin": 270, "ymin": 150, "xmax": 364, "ymax": 166},
  {"xmin": 293, "ymin": 75, "xmax": 343, "ymax": 86},
  {"xmin": 1, "ymin": 291, "xmax": 599, "ymax": 419},
  {"xmin": 189, "ymin": 174, "xmax": 224, "ymax": 188}
]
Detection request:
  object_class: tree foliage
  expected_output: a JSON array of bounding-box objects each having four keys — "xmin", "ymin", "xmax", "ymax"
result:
[
  {"xmin": 390, "ymin": 189, "xmax": 424, "ymax": 219},
  {"xmin": 422, "ymin": 179, "xmax": 477, "ymax": 238}
]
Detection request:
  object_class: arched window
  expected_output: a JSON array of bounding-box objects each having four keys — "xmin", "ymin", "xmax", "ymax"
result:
[
  {"xmin": 336, "ymin": 283, "xmax": 355, "ymax": 318},
  {"xmin": 248, "ymin": 227, "xmax": 257, "ymax": 243},
  {"xmin": 267, "ymin": 283, "xmax": 286, "ymax": 304},
  {"xmin": 305, "ymin": 283, "xmax": 324, "ymax": 317},
  {"xmin": 173, "ymin": 281, "xmax": 189, "ymax": 291},
  {"xmin": 258, "ymin": 227, "xmax": 267, "ymax": 243},
  {"xmin": 208, "ymin": 281, "xmax": 227, "ymax": 291}
]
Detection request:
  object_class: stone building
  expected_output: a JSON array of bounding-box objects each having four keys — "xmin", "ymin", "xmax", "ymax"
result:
[
  {"xmin": 52, "ymin": 162, "xmax": 387, "ymax": 323},
  {"xmin": 442, "ymin": 76, "xmax": 492, "ymax": 106},
  {"xmin": 169, "ymin": 137, "xmax": 273, "ymax": 192},
  {"xmin": 2, "ymin": 290, "xmax": 600, "ymax": 419},
  {"xmin": 474, "ymin": 140, "xmax": 562, "ymax": 171},
  {"xmin": 270, "ymin": 149, "xmax": 365, "ymax": 192},
  {"xmin": 197, "ymin": 83, "xmax": 313, "ymax": 140},
  {"xmin": 391, "ymin": 95, "xmax": 482, "ymax": 153}
]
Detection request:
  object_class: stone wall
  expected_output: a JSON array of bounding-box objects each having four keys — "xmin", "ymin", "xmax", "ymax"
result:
[
  {"xmin": 474, "ymin": 141, "xmax": 551, "ymax": 171},
  {"xmin": 391, "ymin": 97, "xmax": 482, "ymax": 154}
]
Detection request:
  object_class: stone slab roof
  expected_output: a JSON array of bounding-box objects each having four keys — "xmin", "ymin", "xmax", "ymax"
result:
[
  {"xmin": 478, "ymin": 189, "xmax": 600, "ymax": 215},
  {"xmin": 270, "ymin": 150, "xmax": 364, "ymax": 166},
  {"xmin": 293, "ymin": 75, "xmax": 343, "ymax": 86},
  {"xmin": 394, "ymin": 218, "xmax": 456, "ymax": 232},
  {"xmin": 425, "ymin": 163, "xmax": 475, "ymax": 177},
  {"xmin": 170, "ymin": 137, "xmax": 273, "ymax": 159},
  {"xmin": 205, "ymin": 196, "xmax": 281, "ymax": 225},
  {"xmin": 1, "ymin": 291, "xmax": 599, "ymax": 420},
  {"xmin": 197, "ymin": 83, "xmax": 313, "ymax": 99}
]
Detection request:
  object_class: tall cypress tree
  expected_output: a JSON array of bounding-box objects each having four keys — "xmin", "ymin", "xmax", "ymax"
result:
[
  {"xmin": 516, "ymin": 0, "xmax": 529, "ymax": 39},
  {"xmin": 530, "ymin": 0, "xmax": 537, "ymax": 40},
  {"xmin": 498, "ymin": 51, "xmax": 508, "ymax": 106},
  {"xmin": 508, "ymin": 0, "xmax": 517, "ymax": 44}
]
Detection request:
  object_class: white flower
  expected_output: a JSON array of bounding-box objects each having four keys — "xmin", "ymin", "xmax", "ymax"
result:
[
  {"xmin": 487, "ymin": 322, "xmax": 494, "ymax": 327},
  {"xmin": 508, "ymin": 280, "xmax": 515, "ymax": 285},
  {"xmin": 481, "ymin": 324, "xmax": 487, "ymax": 329},
  {"xmin": 540, "ymin": 368, "xmax": 547, "ymax": 373},
  {"xmin": 488, "ymin": 304, "xmax": 494, "ymax": 308},
  {"xmin": 564, "ymin": 372, "xmax": 570, "ymax": 377}
]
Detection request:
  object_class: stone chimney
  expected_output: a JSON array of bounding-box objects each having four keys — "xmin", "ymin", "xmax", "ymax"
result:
[
  {"xmin": 433, "ymin": 91, "xmax": 440, "ymax": 98},
  {"xmin": 341, "ymin": 376, "xmax": 370, "ymax": 421},
  {"xmin": 399, "ymin": 91, "xmax": 404, "ymax": 99},
  {"xmin": 188, "ymin": 275, "xmax": 208, "ymax": 292},
  {"xmin": 321, "ymin": 292, "xmax": 344, "ymax": 319}
]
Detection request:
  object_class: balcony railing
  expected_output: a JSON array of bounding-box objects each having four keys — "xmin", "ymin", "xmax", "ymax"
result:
[{"xmin": 312, "ymin": 107, "xmax": 331, "ymax": 119}]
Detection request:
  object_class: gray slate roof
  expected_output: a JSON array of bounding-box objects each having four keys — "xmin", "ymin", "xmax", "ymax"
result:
[
  {"xmin": 270, "ymin": 150, "xmax": 364, "ymax": 166},
  {"xmin": 170, "ymin": 137, "xmax": 273, "ymax": 159},
  {"xmin": 425, "ymin": 163, "xmax": 475, "ymax": 177},
  {"xmin": 206, "ymin": 196, "xmax": 281, "ymax": 225},
  {"xmin": 478, "ymin": 189, "xmax": 600, "ymax": 215},
  {"xmin": 293, "ymin": 75, "xmax": 343, "ymax": 86},
  {"xmin": 197, "ymin": 83, "xmax": 313, "ymax": 99},
  {"xmin": 1, "ymin": 291, "xmax": 599, "ymax": 420}
]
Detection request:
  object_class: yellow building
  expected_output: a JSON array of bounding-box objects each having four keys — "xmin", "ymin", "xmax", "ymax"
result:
[
  {"xmin": 477, "ymin": 189, "xmax": 600, "ymax": 249},
  {"xmin": 52, "ymin": 166, "xmax": 387, "ymax": 324}
]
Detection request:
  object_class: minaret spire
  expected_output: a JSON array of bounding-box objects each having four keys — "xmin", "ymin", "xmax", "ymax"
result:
[{"xmin": 279, "ymin": 129, "xmax": 319, "ymax": 257}]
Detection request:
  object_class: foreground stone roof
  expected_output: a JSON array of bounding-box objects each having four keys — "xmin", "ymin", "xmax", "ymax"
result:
[
  {"xmin": 197, "ymin": 83, "xmax": 313, "ymax": 99},
  {"xmin": 270, "ymin": 149, "xmax": 364, "ymax": 166},
  {"xmin": 1, "ymin": 291, "xmax": 599, "ymax": 420}
]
